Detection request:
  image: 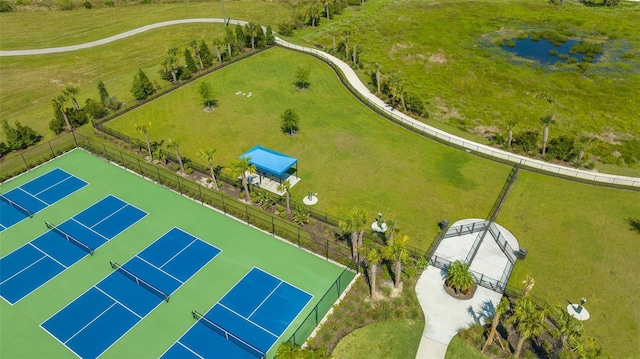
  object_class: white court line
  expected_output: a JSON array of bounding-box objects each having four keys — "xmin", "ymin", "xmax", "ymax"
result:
[
  {"xmin": 134, "ymin": 255, "xmax": 185, "ymax": 284},
  {"xmin": 70, "ymin": 218, "xmax": 109, "ymax": 243},
  {"xmin": 158, "ymin": 237, "xmax": 198, "ymax": 268},
  {"xmin": 88, "ymin": 201, "xmax": 129, "ymax": 229},
  {"xmin": 248, "ymin": 282, "xmax": 283, "ymax": 319},
  {"xmin": 64, "ymin": 302, "xmax": 118, "ymax": 344},
  {"xmin": 33, "ymin": 174, "xmax": 72, "ymax": 197},
  {"xmin": 217, "ymin": 302, "xmax": 278, "ymax": 338},
  {"xmin": 176, "ymin": 341, "xmax": 205, "ymax": 359},
  {"xmin": 29, "ymin": 242, "xmax": 68, "ymax": 269},
  {"xmin": 0, "ymin": 255, "xmax": 48, "ymax": 286},
  {"xmin": 94, "ymin": 286, "xmax": 143, "ymax": 319},
  {"xmin": 16, "ymin": 187, "xmax": 49, "ymax": 206}
]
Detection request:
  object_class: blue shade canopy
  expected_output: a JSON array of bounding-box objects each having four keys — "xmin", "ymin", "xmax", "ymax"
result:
[{"xmin": 240, "ymin": 146, "xmax": 297, "ymax": 177}]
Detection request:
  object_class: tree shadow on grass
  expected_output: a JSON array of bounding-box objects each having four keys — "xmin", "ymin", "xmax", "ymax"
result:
[{"xmin": 628, "ymin": 218, "xmax": 640, "ymax": 235}]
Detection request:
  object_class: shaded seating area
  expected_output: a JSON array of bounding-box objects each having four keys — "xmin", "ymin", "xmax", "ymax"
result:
[{"xmin": 240, "ymin": 146, "xmax": 301, "ymax": 195}]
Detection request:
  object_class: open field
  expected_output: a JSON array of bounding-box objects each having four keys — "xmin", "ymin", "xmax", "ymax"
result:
[
  {"xmin": 0, "ymin": 1, "xmax": 288, "ymax": 143},
  {"xmin": 331, "ymin": 319, "xmax": 424, "ymax": 359},
  {"xmin": 106, "ymin": 46, "xmax": 511, "ymax": 249}
]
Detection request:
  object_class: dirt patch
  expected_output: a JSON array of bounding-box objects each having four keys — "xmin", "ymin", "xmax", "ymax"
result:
[
  {"xmin": 471, "ymin": 125, "xmax": 501, "ymax": 138},
  {"xmin": 433, "ymin": 96, "xmax": 463, "ymax": 121},
  {"xmin": 429, "ymin": 53, "xmax": 447, "ymax": 63},
  {"xmin": 597, "ymin": 130, "xmax": 621, "ymax": 145},
  {"xmin": 391, "ymin": 42, "xmax": 414, "ymax": 53},
  {"xmin": 202, "ymin": 107, "xmax": 215, "ymax": 113}
]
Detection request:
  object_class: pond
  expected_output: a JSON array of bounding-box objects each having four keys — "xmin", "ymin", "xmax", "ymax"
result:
[{"xmin": 501, "ymin": 38, "xmax": 602, "ymax": 65}]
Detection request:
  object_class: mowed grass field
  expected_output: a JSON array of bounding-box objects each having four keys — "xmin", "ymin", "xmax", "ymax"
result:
[
  {"xmin": 499, "ymin": 172, "xmax": 640, "ymax": 358},
  {"xmin": 107, "ymin": 46, "xmax": 511, "ymax": 249},
  {"xmin": 0, "ymin": 149, "xmax": 352, "ymax": 359},
  {"xmin": 0, "ymin": 1, "xmax": 288, "ymax": 142}
]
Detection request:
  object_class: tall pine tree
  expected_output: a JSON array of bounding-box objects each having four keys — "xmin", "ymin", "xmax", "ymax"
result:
[
  {"xmin": 199, "ymin": 40, "xmax": 214, "ymax": 67},
  {"xmin": 184, "ymin": 48, "xmax": 198, "ymax": 73},
  {"xmin": 97, "ymin": 80, "xmax": 109, "ymax": 105}
]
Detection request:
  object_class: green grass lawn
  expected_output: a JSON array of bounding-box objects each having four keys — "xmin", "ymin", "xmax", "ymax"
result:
[
  {"xmin": 106, "ymin": 46, "xmax": 511, "ymax": 249},
  {"xmin": 0, "ymin": 1, "xmax": 289, "ymax": 143},
  {"xmin": 445, "ymin": 336, "xmax": 488, "ymax": 359},
  {"xmin": 498, "ymin": 172, "xmax": 640, "ymax": 358},
  {"xmin": 330, "ymin": 319, "xmax": 424, "ymax": 359},
  {"xmin": 0, "ymin": 149, "xmax": 352, "ymax": 359}
]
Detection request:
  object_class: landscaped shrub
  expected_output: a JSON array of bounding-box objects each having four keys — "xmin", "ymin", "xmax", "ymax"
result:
[
  {"xmin": 547, "ymin": 135, "xmax": 576, "ymax": 161},
  {"xmin": 277, "ymin": 22, "xmax": 295, "ymax": 37},
  {"xmin": 0, "ymin": 0, "xmax": 13, "ymax": 12},
  {"xmin": 58, "ymin": 0, "xmax": 74, "ymax": 10},
  {"xmin": 512, "ymin": 130, "xmax": 539, "ymax": 153},
  {"xmin": 82, "ymin": 1, "xmax": 92, "ymax": 9},
  {"xmin": 105, "ymin": 0, "xmax": 114, "ymax": 6}
]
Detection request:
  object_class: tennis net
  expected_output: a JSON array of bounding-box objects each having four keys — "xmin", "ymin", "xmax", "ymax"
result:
[
  {"xmin": 0, "ymin": 193, "xmax": 33, "ymax": 218},
  {"xmin": 45, "ymin": 221, "xmax": 94, "ymax": 255},
  {"xmin": 110, "ymin": 261, "xmax": 170, "ymax": 302},
  {"xmin": 191, "ymin": 310, "xmax": 265, "ymax": 359}
]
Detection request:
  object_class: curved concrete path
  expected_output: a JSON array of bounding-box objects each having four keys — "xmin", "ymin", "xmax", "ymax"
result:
[{"xmin": 2, "ymin": 18, "xmax": 637, "ymax": 188}]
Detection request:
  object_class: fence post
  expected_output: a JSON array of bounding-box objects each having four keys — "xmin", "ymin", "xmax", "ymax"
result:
[
  {"xmin": 326, "ymin": 237, "xmax": 329, "ymax": 260},
  {"xmin": 21, "ymin": 153, "xmax": 29, "ymax": 170},
  {"xmin": 137, "ymin": 158, "xmax": 142, "ymax": 173},
  {"xmin": 271, "ymin": 217, "xmax": 275, "ymax": 235},
  {"xmin": 221, "ymin": 195, "xmax": 226, "ymax": 214},
  {"xmin": 120, "ymin": 151, "xmax": 125, "ymax": 166},
  {"xmin": 156, "ymin": 167, "xmax": 161, "ymax": 182},
  {"xmin": 177, "ymin": 175, "xmax": 182, "ymax": 194},
  {"xmin": 245, "ymin": 206, "xmax": 250, "ymax": 224},
  {"xmin": 48, "ymin": 141, "xmax": 54, "ymax": 157},
  {"xmin": 71, "ymin": 131, "xmax": 78, "ymax": 147},
  {"xmin": 297, "ymin": 226, "xmax": 301, "ymax": 248},
  {"xmin": 198, "ymin": 185, "xmax": 203, "ymax": 204}
]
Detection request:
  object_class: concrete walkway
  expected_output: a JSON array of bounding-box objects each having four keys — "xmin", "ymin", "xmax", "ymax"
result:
[{"xmin": 1, "ymin": 17, "xmax": 638, "ymax": 187}]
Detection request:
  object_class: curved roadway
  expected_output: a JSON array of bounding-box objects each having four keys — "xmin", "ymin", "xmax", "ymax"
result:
[{"xmin": 1, "ymin": 17, "xmax": 638, "ymax": 189}]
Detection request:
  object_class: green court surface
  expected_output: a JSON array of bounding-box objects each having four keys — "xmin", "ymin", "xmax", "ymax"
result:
[{"xmin": 0, "ymin": 149, "xmax": 354, "ymax": 359}]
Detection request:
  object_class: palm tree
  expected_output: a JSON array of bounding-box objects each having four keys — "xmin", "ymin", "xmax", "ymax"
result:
[
  {"xmin": 246, "ymin": 22, "xmax": 259, "ymax": 50},
  {"xmin": 228, "ymin": 156, "xmax": 256, "ymax": 200},
  {"xmin": 343, "ymin": 29, "xmax": 352, "ymax": 61},
  {"xmin": 508, "ymin": 296, "xmax": 548, "ymax": 358},
  {"xmin": 388, "ymin": 74, "xmax": 406, "ymax": 111},
  {"xmin": 321, "ymin": 0, "xmax": 331, "ymax": 20},
  {"xmin": 374, "ymin": 63, "xmax": 382, "ymax": 94},
  {"xmin": 224, "ymin": 27, "xmax": 235, "ymax": 58},
  {"xmin": 276, "ymin": 179, "xmax": 292, "ymax": 215},
  {"xmin": 63, "ymin": 84, "xmax": 80, "ymax": 110},
  {"xmin": 366, "ymin": 247, "xmax": 382, "ymax": 299},
  {"xmin": 338, "ymin": 208, "xmax": 368, "ymax": 260},
  {"xmin": 522, "ymin": 275, "xmax": 535, "ymax": 297},
  {"xmin": 482, "ymin": 296, "xmax": 509, "ymax": 353},
  {"xmin": 164, "ymin": 47, "xmax": 179, "ymax": 84},
  {"xmin": 213, "ymin": 37, "xmax": 225, "ymax": 64},
  {"xmin": 553, "ymin": 308, "xmax": 583, "ymax": 352},
  {"xmin": 199, "ymin": 149, "xmax": 219, "ymax": 190},
  {"xmin": 306, "ymin": 3, "xmax": 321, "ymax": 27},
  {"xmin": 540, "ymin": 114, "xmax": 556, "ymax": 156},
  {"xmin": 135, "ymin": 122, "xmax": 153, "ymax": 160},
  {"xmin": 445, "ymin": 260, "xmax": 474, "ymax": 295},
  {"xmin": 575, "ymin": 133, "xmax": 595, "ymax": 162},
  {"xmin": 384, "ymin": 234, "xmax": 409, "ymax": 289},
  {"xmin": 166, "ymin": 138, "xmax": 184, "ymax": 173},
  {"xmin": 52, "ymin": 94, "xmax": 72, "ymax": 131},
  {"xmin": 190, "ymin": 40, "xmax": 204, "ymax": 69},
  {"xmin": 506, "ymin": 118, "xmax": 520, "ymax": 149}
]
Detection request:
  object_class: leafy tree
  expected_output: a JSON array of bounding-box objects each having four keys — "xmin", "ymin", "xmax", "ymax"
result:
[
  {"xmin": 366, "ymin": 247, "xmax": 382, "ymax": 299},
  {"xmin": 84, "ymin": 98, "xmax": 108, "ymax": 119},
  {"xmin": 295, "ymin": 66, "xmax": 311, "ymax": 89},
  {"xmin": 131, "ymin": 69, "xmax": 155, "ymax": 101},
  {"xmin": 163, "ymin": 47, "xmax": 180, "ymax": 84},
  {"xmin": 445, "ymin": 260, "xmax": 474, "ymax": 295},
  {"xmin": 184, "ymin": 48, "xmax": 198, "ymax": 73},
  {"xmin": 199, "ymin": 41, "xmax": 213, "ymax": 67},
  {"xmin": 508, "ymin": 296, "xmax": 548, "ymax": 358},
  {"xmin": 103, "ymin": 95, "xmax": 122, "ymax": 111},
  {"xmin": 190, "ymin": 40, "xmax": 204, "ymax": 69},
  {"xmin": 135, "ymin": 122, "xmax": 153, "ymax": 160},
  {"xmin": 280, "ymin": 108, "xmax": 300, "ymax": 135},
  {"xmin": 374, "ymin": 63, "xmax": 382, "ymax": 94},
  {"xmin": 166, "ymin": 138, "xmax": 184, "ymax": 173},
  {"xmin": 198, "ymin": 82, "xmax": 217, "ymax": 110},
  {"xmin": 384, "ymin": 234, "xmax": 409, "ymax": 289},
  {"xmin": 387, "ymin": 74, "xmax": 407, "ymax": 111},
  {"xmin": 52, "ymin": 94, "xmax": 72, "ymax": 131},
  {"xmin": 2, "ymin": 120, "xmax": 39, "ymax": 150},
  {"xmin": 575, "ymin": 134, "xmax": 595, "ymax": 163},
  {"xmin": 277, "ymin": 180, "xmax": 292, "ymax": 215},
  {"xmin": 199, "ymin": 149, "xmax": 219, "ymax": 190},
  {"xmin": 235, "ymin": 24, "xmax": 246, "ymax": 50},
  {"xmin": 482, "ymin": 296, "xmax": 509, "ymax": 353},
  {"xmin": 540, "ymin": 114, "xmax": 556, "ymax": 156},
  {"xmin": 321, "ymin": 0, "xmax": 332, "ymax": 19},
  {"xmin": 97, "ymin": 80, "xmax": 110, "ymax": 105},
  {"xmin": 265, "ymin": 25, "xmax": 275, "ymax": 45},
  {"xmin": 338, "ymin": 208, "xmax": 368, "ymax": 259},
  {"xmin": 228, "ymin": 156, "xmax": 256, "ymax": 200},
  {"xmin": 67, "ymin": 108, "xmax": 89, "ymax": 127},
  {"xmin": 0, "ymin": 0, "xmax": 14, "ymax": 12},
  {"xmin": 63, "ymin": 84, "xmax": 80, "ymax": 110},
  {"xmin": 553, "ymin": 308, "xmax": 583, "ymax": 353},
  {"xmin": 255, "ymin": 24, "xmax": 266, "ymax": 48},
  {"xmin": 0, "ymin": 142, "xmax": 9, "ymax": 157}
]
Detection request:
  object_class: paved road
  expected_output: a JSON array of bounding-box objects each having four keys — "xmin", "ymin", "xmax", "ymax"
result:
[{"xmin": 2, "ymin": 17, "xmax": 638, "ymax": 189}]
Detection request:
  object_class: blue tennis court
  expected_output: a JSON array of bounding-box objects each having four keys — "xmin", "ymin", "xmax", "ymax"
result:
[
  {"xmin": 0, "ymin": 195, "xmax": 146, "ymax": 304},
  {"xmin": 161, "ymin": 267, "xmax": 313, "ymax": 359},
  {"xmin": 0, "ymin": 168, "xmax": 88, "ymax": 231},
  {"xmin": 41, "ymin": 228, "xmax": 221, "ymax": 359}
]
